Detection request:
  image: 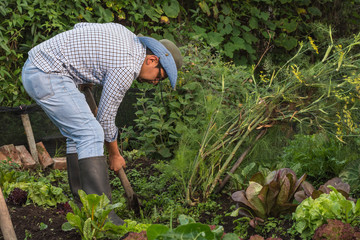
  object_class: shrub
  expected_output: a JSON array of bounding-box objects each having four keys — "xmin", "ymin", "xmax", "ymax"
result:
[{"xmin": 278, "ymin": 133, "xmax": 350, "ymax": 186}]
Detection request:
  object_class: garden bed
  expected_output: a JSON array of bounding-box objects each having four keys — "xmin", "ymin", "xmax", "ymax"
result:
[
  {"xmin": 3, "ymin": 191, "xmax": 302, "ymax": 240},
  {"xmin": 1, "ymin": 156, "xmax": 305, "ymax": 240}
]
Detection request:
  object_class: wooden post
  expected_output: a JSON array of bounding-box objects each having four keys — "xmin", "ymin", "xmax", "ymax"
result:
[
  {"xmin": 20, "ymin": 114, "xmax": 39, "ymax": 164},
  {"xmin": 0, "ymin": 187, "xmax": 17, "ymax": 240}
]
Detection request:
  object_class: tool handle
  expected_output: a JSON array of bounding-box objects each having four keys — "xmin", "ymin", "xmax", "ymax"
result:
[
  {"xmin": 0, "ymin": 187, "xmax": 17, "ymax": 240},
  {"xmin": 117, "ymin": 168, "xmax": 135, "ymax": 199}
]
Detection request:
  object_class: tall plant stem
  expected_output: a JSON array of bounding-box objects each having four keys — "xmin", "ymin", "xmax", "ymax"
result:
[
  {"xmin": 186, "ymin": 77, "xmax": 225, "ymax": 204},
  {"xmin": 215, "ymin": 129, "xmax": 267, "ymax": 193},
  {"xmin": 203, "ymin": 103, "xmax": 266, "ymax": 158},
  {"xmin": 205, "ymin": 113, "xmax": 269, "ymax": 199}
]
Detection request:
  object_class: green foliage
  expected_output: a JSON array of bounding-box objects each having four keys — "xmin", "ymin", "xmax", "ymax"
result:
[
  {"xmin": 62, "ymin": 190, "xmax": 150, "ymax": 239},
  {"xmin": 0, "ymin": 160, "xmax": 32, "ymax": 189},
  {"xmin": 0, "ymin": 159, "xmax": 69, "ymax": 206},
  {"xmin": 2, "ymin": 0, "xmax": 360, "ymax": 107},
  {"xmin": 132, "ymin": 32, "xmax": 360, "ymax": 205},
  {"xmin": 278, "ymin": 133, "xmax": 353, "ymax": 186},
  {"xmin": 231, "ymin": 168, "xmax": 306, "ymax": 220},
  {"xmin": 292, "ymin": 186, "xmax": 360, "ymax": 239},
  {"xmin": 188, "ymin": 0, "xmax": 360, "ymax": 64},
  {"xmin": 5, "ymin": 181, "xmax": 68, "ymax": 207},
  {"xmin": 340, "ymin": 159, "xmax": 360, "ymax": 197},
  {"xmin": 146, "ymin": 214, "xmax": 239, "ymax": 240}
]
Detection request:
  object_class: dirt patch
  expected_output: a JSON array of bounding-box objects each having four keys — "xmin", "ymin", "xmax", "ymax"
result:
[{"xmin": 2, "ymin": 204, "xmax": 81, "ymax": 240}]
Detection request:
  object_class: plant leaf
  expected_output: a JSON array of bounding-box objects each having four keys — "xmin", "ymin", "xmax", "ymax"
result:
[
  {"xmin": 162, "ymin": 0, "xmax": 180, "ymax": 18},
  {"xmin": 290, "ymin": 173, "xmax": 307, "ymax": 200},
  {"xmin": 146, "ymin": 224, "xmax": 170, "ymax": 240},
  {"xmin": 277, "ymin": 175, "xmax": 290, "ymax": 206},
  {"xmin": 246, "ymin": 182, "xmax": 266, "ymax": 218},
  {"xmin": 173, "ymin": 223, "xmax": 214, "ymax": 239},
  {"xmin": 250, "ymin": 172, "xmax": 265, "ymax": 185},
  {"xmin": 301, "ymin": 181, "xmax": 315, "ymax": 197},
  {"xmin": 265, "ymin": 180, "xmax": 280, "ymax": 215}
]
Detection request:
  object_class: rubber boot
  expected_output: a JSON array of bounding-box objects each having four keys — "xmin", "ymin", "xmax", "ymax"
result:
[
  {"xmin": 66, "ymin": 153, "xmax": 81, "ymax": 201},
  {"xmin": 78, "ymin": 156, "xmax": 125, "ymax": 225}
]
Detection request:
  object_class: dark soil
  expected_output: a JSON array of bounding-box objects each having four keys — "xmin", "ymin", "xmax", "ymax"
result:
[{"xmin": 3, "ymin": 204, "xmax": 81, "ymax": 240}]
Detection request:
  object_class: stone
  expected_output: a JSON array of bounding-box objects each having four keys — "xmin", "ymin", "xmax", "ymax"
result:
[
  {"xmin": 36, "ymin": 142, "xmax": 54, "ymax": 168},
  {"xmin": 0, "ymin": 144, "xmax": 21, "ymax": 165},
  {"xmin": 53, "ymin": 157, "xmax": 67, "ymax": 170},
  {"xmin": 15, "ymin": 145, "xmax": 37, "ymax": 169},
  {"xmin": 0, "ymin": 151, "xmax": 7, "ymax": 161}
]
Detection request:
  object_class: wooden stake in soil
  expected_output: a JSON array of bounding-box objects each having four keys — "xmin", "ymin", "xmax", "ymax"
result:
[
  {"xmin": 0, "ymin": 187, "xmax": 17, "ymax": 240},
  {"xmin": 20, "ymin": 114, "xmax": 39, "ymax": 165}
]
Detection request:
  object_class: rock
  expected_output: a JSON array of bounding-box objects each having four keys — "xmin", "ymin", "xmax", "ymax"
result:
[
  {"xmin": 0, "ymin": 144, "xmax": 21, "ymax": 165},
  {"xmin": 0, "ymin": 151, "xmax": 7, "ymax": 161},
  {"xmin": 36, "ymin": 142, "xmax": 54, "ymax": 168},
  {"xmin": 52, "ymin": 157, "xmax": 66, "ymax": 170},
  {"xmin": 15, "ymin": 145, "xmax": 37, "ymax": 169}
]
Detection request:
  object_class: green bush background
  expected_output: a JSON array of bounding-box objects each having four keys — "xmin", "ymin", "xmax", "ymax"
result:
[{"xmin": 1, "ymin": 0, "xmax": 360, "ymax": 106}]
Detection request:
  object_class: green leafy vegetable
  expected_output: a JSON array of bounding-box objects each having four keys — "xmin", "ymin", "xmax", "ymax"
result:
[
  {"xmin": 62, "ymin": 190, "xmax": 149, "ymax": 239},
  {"xmin": 5, "ymin": 181, "xmax": 67, "ymax": 207},
  {"xmin": 292, "ymin": 187, "xmax": 360, "ymax": 239}
]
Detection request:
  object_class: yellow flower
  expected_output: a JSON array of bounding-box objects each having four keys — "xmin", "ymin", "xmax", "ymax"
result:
[
  {"xmin": 308, "ymin": 36, "xmax": 319, "ymax": 54},
  {"xmin": 297, "ymin": 8, "xmax": 307, "ymax": 15},
  {"xmin": 259, "ymin": 71, "xmax": 269, "ymax": 82},
  {"xmin": 160, "ymin": 16, "xmax": 170, "ymax": 24},
  {"xmin": 291, "ymin": 65, "xmax": 304, "ymax": 83}
]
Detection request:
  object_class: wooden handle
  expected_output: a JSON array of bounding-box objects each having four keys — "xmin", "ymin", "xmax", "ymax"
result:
[
  {"xmin": 82, "ymin": 86, "xmax": 98, "ymax": 116},
  {"xmin": 0, "ymin": 187, "xmax": 17, "ymax": 240},
  {"xmin": 117, "ymin": 168, "xmax": 135, "ymax": 200}
]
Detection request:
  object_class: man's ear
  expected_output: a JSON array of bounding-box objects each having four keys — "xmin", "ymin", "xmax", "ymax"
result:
[{"xmin": 146, "ymin": 55, "xmax": 160, "ymax": 65}]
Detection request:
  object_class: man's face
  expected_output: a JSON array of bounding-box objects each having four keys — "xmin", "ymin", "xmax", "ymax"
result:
[{"xmin": 137, "ymin": 55, "xmax": 167, "ymax": 86}]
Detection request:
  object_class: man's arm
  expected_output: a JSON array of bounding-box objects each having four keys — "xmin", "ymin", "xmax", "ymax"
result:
[{"xmin": 97, "ymin": 68, "xmax": 134, "ymax": 172}]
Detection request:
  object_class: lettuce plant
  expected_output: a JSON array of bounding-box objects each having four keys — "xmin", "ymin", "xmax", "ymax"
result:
[
  {"xmin": 6, "ymin": 187, "xmax": 27, "ymax": 205},
  {"xmin": 62, "ymin": 190, "xmax": 149, "ymax": 239},
  {"xmin": 231, "ymin": 168, "xmax": 306, "ymax": 220},
  {"xmin": 5, "ymin": 181, "xmax": 68, "ymax": 206},
  {"xmin": 292, "ymin": 187, "xmax": 360, "ymax": 239},
  {"xmin": 313, "ymin": 219, "xmax": 360, "ymax": 240}
]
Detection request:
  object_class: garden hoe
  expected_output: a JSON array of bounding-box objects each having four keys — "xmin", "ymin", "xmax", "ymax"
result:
[{"xmin": 80, "ymin": 84, "xmax": 142, "ymax": 216}]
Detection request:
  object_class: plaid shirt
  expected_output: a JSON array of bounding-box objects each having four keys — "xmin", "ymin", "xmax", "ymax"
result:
[{"xmin": 29, "ymin": 22, "xmax": 146, "ymax": 142}]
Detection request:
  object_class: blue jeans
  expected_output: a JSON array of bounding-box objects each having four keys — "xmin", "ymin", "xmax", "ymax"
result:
[{"xmin": 22, "ymin": 59, "xmax": 104, "ymax": 159}]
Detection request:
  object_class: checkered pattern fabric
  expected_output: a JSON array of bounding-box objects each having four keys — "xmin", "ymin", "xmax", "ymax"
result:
[{"xmin": 28, "ymin": 22, "xmax": 146, "ymax": 142}]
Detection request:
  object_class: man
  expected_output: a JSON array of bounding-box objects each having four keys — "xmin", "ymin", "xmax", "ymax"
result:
[{"xmin": 21, "ymin": 22, "xmax": 183, "ymax": 225}]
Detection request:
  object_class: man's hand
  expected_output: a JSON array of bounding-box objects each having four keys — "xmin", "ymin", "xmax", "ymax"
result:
[
  {"xmin": 105, "ymin": 140, "xmax": 126, "ymax": 173},
  {"xmin": 109, "ymin": 154, "xmax": 126, "ymax": 172}
]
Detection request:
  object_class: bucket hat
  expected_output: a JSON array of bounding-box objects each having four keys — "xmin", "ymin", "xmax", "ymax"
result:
[{"xmin": 138, "ymin": 36, "xmax": 182, "ymax": 89}]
